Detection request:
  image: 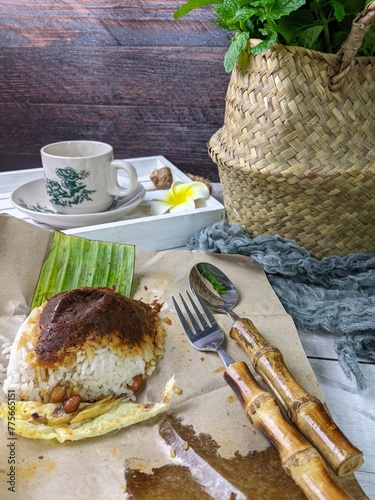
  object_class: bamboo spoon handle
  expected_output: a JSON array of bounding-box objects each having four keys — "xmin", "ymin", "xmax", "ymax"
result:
[
  {"xmin": 230, "ymin": 318, "xmax": 363, "ymax": 477},
  {"xmin": 224, "ymin": 361, "xmax": 353, "ymax": 500}
]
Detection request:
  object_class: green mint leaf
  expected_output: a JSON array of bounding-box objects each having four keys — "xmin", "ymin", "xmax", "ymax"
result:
[
  {"xmin": 341, "ymin": 0, "xmax": 366, "ymax": 14},
  {"xmin": 214, "ymin": 3, "xmax": 264, "ymax": 30},
  {"xmin": 173, "ymin": 0, "xmax": 223, "ymax": 19},
  {"xmin": 360, "ymin": 22, "xmax": 375, "ymax": 56},
  {"xmin": 224, "ymin": 31, "xmax": 249, "ymax": 72},
  {"xmin": 277, "ymin": 9, "xmax": 315, "ymax": 44},
  {"xmin": 250, "ymin": 37, "xmax": 276, "ymax": 55},
  {"xmin": 296, "ymin": 25, "xmax": 324, "ymax": 49},
  {"xmin": 174, "ymin": 0, "xmax": 371, "ymax": 69},
  {"xmin": 235, "ymin": 7, "xmax": 263, "ymax": 23},
  {"xmin": 268, "ymin": 0, "xmax": 307, "ymax": 20},
  {"xmin": 238, "ymin": 0, "xmax": 273, "ymax": 6},
  {"xmin": 329, "ymin": 0, "xmax": 346, "ymax": 22},
  {"xmin": 250, "ymin": 20, "xmax": 278, "ymax": 54},
  {"xmin": 214, "ymin": 0, "xmax": 241, "ymax": 29},
  {"xmin": 214, "ymin": 0, "xmax": 237, "ymax": 19},
  {"xmin": 309, "ymin": 0, "xmax": 321, "ymax": 10}
]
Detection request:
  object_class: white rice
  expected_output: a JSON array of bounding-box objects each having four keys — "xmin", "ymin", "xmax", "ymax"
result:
[
  {"xmin": 0, "ymin": 342, "xmax": 12, "ymax": 374},
  {"xmin": 3, "ymin": 305, "xmax": 160, "ymax": 403}
]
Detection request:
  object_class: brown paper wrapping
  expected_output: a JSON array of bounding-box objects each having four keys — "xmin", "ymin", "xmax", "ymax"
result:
[{"xmin": 0, "ymin": 215, "xmax": 365, "ymax": 499}]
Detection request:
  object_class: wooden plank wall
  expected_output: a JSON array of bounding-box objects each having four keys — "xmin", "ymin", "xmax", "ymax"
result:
[{"xmin": 0, "ymin": 1, "xmax": 231, "ymax": 181}]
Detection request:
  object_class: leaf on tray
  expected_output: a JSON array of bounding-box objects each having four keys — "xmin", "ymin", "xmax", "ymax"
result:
[{"xmin": 31, "ymin": 231, "xmax": 135, "ymax": 308}]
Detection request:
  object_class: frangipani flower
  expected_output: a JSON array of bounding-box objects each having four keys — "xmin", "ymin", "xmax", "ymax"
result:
[{"xmin": 151, "ymin": 181, "xmax": 210, "ymax": 216}]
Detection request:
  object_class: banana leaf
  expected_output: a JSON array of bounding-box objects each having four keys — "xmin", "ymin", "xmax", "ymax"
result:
[{"xmin": 32, "ymin": 231, "xmax": 135, "ymax": 308}]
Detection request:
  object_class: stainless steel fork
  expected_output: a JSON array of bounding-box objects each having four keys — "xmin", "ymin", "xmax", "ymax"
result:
[
  {"xmin": 172, "ymin": 290, "xmax": 233, "ymax": 367},
  {"xmin": 172, "ymin": 291, "xmax": 351, "ymax": 500}
]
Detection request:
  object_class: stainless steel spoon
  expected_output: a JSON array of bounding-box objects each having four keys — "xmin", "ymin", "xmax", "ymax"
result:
[
  {"xmin": 189, "ymin": 262, "xmax": 363, "ymax": 478},
  {"xmin": 189, "ymin": 262, "xmax": 240, "ymax": 321}
]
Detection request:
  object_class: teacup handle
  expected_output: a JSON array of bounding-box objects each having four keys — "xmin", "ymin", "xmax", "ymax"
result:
[{"xmin": 107, "ymin": 160, "xmax": 138, "ymax": 197}]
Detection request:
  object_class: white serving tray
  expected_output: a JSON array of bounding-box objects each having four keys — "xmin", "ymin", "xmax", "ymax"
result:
[{"xmin": 1, "ymin": 156, "xmax": 225, "ymax": 250}]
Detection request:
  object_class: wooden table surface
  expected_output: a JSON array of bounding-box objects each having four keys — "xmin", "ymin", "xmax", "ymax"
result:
[
  {"xmin": 0, "ymin": 0, "xmax": 229, "ymax": 181},
  {"xmin": 1, "ymin": 168, "xmax": 374, "ymax": 499}
]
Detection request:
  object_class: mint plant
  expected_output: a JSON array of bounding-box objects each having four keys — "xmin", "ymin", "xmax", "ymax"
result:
[{"xmin": 174, "ymin": 0, "xmax": 375, "ymax": 72}]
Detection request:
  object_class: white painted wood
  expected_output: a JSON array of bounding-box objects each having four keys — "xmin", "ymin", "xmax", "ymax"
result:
[
  {"xmin": 0, "ymin": 168, "xmax": 43, "ymax": 194},
  {"xmin": 66, "ymin": 206, "xmax": 225, "ymax": 250},
  {"xmin": 0, "ymin": 157, "xmax": 225, "ymax": 250},
  {"xmin": 298, "ymin": 328, "xmax": 341, "ymax": 359},
  {"xmin": 309, "ymin": 359, "xmax": 375, "ymax": 499}
]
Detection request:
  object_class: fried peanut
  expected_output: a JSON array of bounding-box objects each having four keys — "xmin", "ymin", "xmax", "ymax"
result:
[
  {"xmin": 49, "ymin": 384, "xmax": 66, "ymax": 403},
  {"xmin": 63, "ymin": 395, "xmax": 81, "ymax": 414},
  {"xmin": 127, "ymin": 374, "xmax": 143, "ymax": 393}
]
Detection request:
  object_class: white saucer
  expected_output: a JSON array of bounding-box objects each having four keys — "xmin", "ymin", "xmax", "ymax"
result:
[{"xmin": 11, "ymin": 178, "xmax": 146, "ymax": 229}]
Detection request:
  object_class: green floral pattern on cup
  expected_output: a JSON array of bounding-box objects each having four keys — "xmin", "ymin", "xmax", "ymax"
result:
[{"xmin": 46, "ymin": 167, "xmax": 96, "ymax": 207}]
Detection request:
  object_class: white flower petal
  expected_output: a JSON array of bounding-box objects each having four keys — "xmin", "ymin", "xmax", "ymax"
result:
[
  {"xmin": 170, "ymin": 180, "xmax": 184, "ymax": 191},
  {"xmin": 171, "ymin": 181, "xmax": 210, "ymax": 202},
  {"xmin": 150, "ymin": 200, "xmax": 172, "ymax": 216},
  {"xmin": 169, "ymin": 199, "xmax": 196, "ymax": 213},
  {"xmin": 188, "ymin": 182, "xmax": 210, "ymax": 200},
  {"xmin": 150, "ymin": 181, "xmax": 210, "ymax": 216}
]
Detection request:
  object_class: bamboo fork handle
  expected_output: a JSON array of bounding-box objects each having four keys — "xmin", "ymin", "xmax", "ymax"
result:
[
  {"xmin": 224, "ymin": 361, "xmax": 353, "ymax": 500},
  {"xmin": 230, "ymin": 318, "xmax": 363, "ymax": 477}
]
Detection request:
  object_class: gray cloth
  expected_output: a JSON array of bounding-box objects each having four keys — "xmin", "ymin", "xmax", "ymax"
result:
[{"xmin": 187, "ymin": 221, "xmax": 375, "ymax": 392}]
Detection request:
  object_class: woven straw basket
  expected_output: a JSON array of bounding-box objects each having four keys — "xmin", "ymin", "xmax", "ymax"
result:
[{"xmin": 208, "ymin": 2, "xmax": 375, "ymax": 258}]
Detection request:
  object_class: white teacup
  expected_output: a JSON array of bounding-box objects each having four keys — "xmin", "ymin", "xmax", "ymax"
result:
[{"xmin": 40, "ymin": 140, "xmax": 138, "ymax": 214}]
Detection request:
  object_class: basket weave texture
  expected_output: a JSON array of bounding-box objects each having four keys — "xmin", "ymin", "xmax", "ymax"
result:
[{"xmin": 208, "ymin": 3, "xmax": 375, "ymax": 258}]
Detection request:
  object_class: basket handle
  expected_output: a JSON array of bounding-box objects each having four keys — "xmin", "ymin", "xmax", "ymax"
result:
[{"xmin": 330, "ymin": 1, "xmax": 375, "ymax": 91}]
